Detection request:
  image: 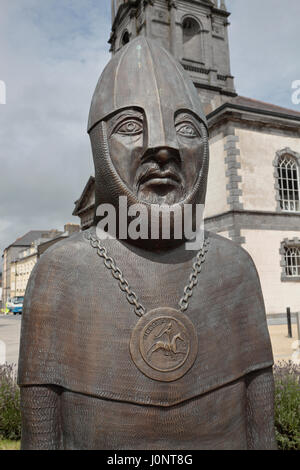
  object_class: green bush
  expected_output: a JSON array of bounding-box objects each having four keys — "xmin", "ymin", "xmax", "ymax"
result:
[
  {"xmin": 274, "ymin": 361, "xmax": 300, "ymax": 450},
  {"xmin": 0, "ymin": 364, "xmax": 21, "ymax": 441}
]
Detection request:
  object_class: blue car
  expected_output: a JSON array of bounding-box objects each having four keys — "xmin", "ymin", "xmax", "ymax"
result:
[{"xmin": 11, "ymin": 296, "xmax": 24, "ymax": 315}]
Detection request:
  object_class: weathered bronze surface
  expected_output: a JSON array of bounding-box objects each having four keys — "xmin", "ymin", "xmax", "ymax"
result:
[
  {"xmin": 130, "ymin": 307, "xmax": 198, "ymax": 382},
  {"xmin": 18, "ymin": 37, "xmax": 277, "ymax": 450}
]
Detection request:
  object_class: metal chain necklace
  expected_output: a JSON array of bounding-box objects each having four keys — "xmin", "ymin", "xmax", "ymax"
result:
[{"xmin": 86, "ymin": 230, "xmax": 210, "ymax": 382}]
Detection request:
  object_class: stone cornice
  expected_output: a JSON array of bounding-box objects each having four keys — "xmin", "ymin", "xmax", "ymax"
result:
[
  {"xmin": 13, "ymin": 251, "xmax": 38, "ymax": 264},
  {"xmin": 211, "ymin": 7, "xmax": 230, "ymax": 18},
  {"xmin": 194, "ymin": 81, "xmax": 237, "ymax": 96},
  {"xmin": 208, "ymin": 102, "xmax": 300, "ymax": 123},
  {"xmin": 205, "ymin": 209, "xmax": 300, "ymax": 232},
  {"xmin": 180, "ymin": 0, "xmax": 230, "ymax": 17},
  {"xmin": 75, "ymin": 204, "xmax": 95, "ymax": 217},
  {"xmin": 207, "ymin": 103, "xmax": 300, "ymax": 134}
]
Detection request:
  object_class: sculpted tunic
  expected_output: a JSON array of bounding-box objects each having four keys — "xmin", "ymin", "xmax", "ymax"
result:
[{"xmin": 18, "ymin": 229, "xmax": 276, "ymax": 450}]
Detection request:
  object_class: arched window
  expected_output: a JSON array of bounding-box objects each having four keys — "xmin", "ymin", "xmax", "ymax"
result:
[
  {"xmin": 183, "ymin": 17, "xmax": 200, "ymax": 41},
  {"xmin": 280, "ymin": 239, "xmax": 300, "ymax": 281},
  {"xmin": 284, "ymin": 246, "xmax": 300, "ymax": 277},
  {"xmin": 275, "ymin": 150, "xmax": 300, "ymax": 212},
  {"xmin": 182, "ymin": 17, "xmax": 204, "ymax": 63},
  {"xmin": 121, "ymin": 30, "xmax": 130, "ymax": 47}
]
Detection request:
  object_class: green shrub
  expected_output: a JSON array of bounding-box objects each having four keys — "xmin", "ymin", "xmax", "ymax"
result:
[
  {"xmin": 273, "ymin": 361, "xmax": 300, "ymax": 450},
  {"xmin": 0, "ymin": 364, "xmax": 21, "ymax": 441}
]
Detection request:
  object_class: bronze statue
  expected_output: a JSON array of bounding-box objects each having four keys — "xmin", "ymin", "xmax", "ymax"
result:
[{"xmin": 18, "ymin": 37, "xmax": 277, "ymax": 450}]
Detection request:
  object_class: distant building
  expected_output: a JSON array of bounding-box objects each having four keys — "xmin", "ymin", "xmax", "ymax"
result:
[
  {"xmin": 74, "ymin": 1, "xmax": 300, "ymax": 321},
  {"xmin": 72, "ymin": 176, "xmax": 95, "ymax": 230},
  {"xmin": 2, "ymin": 224, "xmax": 80, "ymax": 304},
  {"xmin": 2, "ymin": 231, "xmax": 54, "ymax": 306},
  {"xmin": 10, "ymin": 245, "xmax": 38, "ymax": 299}
]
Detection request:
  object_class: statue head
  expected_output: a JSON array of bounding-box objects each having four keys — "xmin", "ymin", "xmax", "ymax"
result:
[{"xmin": 88, "ymin": 37, "xmax": 209, "ymax": 245}]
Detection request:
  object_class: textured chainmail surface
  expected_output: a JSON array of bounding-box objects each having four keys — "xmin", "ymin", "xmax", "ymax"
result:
[
  {"xmin": 86, "ymin": 231, "xmax": 210, "ymax": 317},
  {"xmin": 18, "ymin": 231, "xmax": 276, "ymax": 450},
  {"xmin": 20, "ymin": 369, "xmax": 277, "ymax": 450},
  {"xmin": 246, "ymin": 368, "xmax": 278, "ymax": 449},
  {"xmin": 20, "ymin": 386, "xmax": 62, "ymax": 450}
]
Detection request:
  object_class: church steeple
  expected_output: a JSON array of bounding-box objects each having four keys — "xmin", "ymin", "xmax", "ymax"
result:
[{"xmin": 109, "ymin": 0, "xmax": 236, "ymax": 113}]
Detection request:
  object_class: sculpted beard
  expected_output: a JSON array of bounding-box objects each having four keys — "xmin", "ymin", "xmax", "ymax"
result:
[{"xmin": 134, "ymin": 155, "xmax": 186, "ymax": 205}]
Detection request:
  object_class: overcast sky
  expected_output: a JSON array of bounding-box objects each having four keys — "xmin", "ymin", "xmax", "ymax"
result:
[{"xmin": 0, "ymin": 0, "xmax": 299, "ymax": 257}]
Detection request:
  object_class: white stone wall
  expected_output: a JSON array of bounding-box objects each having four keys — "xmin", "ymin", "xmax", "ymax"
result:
[
  {"xmin": 10, "ymin": 255, "xmax": 38, "ymax": 297},
  {"xmin": 236, "ymin": 128, "xmax": 300, "ymax": 212},
  {"xmin": 204, "ymin": 132, "xmax": 229, "ymax": 218},
  {"xmin": 241, "ymin": 229, "xmax": 300, "ymax": 315}
]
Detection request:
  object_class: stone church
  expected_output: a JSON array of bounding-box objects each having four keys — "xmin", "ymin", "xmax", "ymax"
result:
[{"xmin": 73, "ymin": 0, "xmax": 300, "ymax": 320}]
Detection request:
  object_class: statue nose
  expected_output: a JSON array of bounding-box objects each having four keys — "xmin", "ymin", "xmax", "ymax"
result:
[{"xmin": 153, "ymin": 148, "xmax": 177, "ymax": 165}]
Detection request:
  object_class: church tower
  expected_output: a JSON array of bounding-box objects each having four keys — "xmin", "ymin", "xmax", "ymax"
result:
[{"xmin": 109, "ymin": 0, "xmax": 237, "ymax": 113}]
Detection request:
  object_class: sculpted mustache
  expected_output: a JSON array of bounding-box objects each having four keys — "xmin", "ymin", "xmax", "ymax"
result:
[{"xmin": 136, "ymin": 167, "xmax": 182, "ymax": 187}]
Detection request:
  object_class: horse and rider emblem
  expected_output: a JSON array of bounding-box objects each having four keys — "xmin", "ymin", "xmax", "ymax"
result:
[
  {"xmin": 140, "ymin": 316, "xmax": 189, "ymax": 373},
  {"xmin": 130, "ymin": 307, "xmax": 198, "ymax": 382},
  {"xmin": 146, "ymin": 321, "xmax": 187, "ymax": 362}
]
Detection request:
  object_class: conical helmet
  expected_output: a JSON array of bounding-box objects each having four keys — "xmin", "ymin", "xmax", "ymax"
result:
[{"xmin": 88, "ymin": 37, "xmax": 207, "ymax": 134}]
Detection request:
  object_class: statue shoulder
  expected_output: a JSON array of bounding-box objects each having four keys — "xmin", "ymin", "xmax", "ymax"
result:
[
  {"xmin": 206, "ymin": 231, "xmax": 262, "ymax": 290},
  {"xmin": 23, "ymin": 231, "xmax": 92, "ymax": 316},
  {"xmin": 18, "ymin": 230, "xmax": 96, "ymax": 386},
  {"xmin": 30, "ymin": 231, "xmax": 90, "ymax": 279},
  {"xmin": 206, "ymin": 232, "xmax": 270, "ymax": 344}
]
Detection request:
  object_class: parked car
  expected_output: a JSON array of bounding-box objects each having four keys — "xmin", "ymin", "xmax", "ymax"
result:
[{"xmin": 10, "ymin": 296, "xmax": 24, "ymax": 315}]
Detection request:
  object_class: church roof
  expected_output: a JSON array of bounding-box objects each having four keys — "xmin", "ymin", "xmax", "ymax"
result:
[
  {"xmin": 4, "ymin": 230, "xmax": 52, "ymax": 252},
  {"xmin": 9, "ymin": 231, "xmax": 51, "ymax": 248},
  {"xmin": 232, "ymin": 96, "xmax": 300, "ymax": 119},
  {"xmin": 208, "ymin": 95, "xmax": 300, "ymax": 125}
]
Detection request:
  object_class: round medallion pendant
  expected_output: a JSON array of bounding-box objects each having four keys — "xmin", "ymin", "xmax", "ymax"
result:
[{"xmin": 130, "ymin": 308, "xmax": 198, "ymax": 382}]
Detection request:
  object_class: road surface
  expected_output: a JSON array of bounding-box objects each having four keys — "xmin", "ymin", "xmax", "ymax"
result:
[{"xmin": 0, "ymin": 315, "xmax": 22, "ymax": 367}]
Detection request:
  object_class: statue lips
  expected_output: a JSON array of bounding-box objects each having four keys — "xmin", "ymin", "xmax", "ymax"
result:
[{"xmin": 138, "ymin": 169, "xmax": 182, "ymax": 191}]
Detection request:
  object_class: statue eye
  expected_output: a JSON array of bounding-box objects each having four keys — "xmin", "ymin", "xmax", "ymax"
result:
[
  {"xmin": 116, "ymin": 120, "xmax": 143, "ymax": 136},
  {"xmin": 176, "ymin": 123, "xmax": 198, "ymax": 138}
]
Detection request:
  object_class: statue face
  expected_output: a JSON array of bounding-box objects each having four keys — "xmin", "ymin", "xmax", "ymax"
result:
[{"xmin": 107, "ymin": 108, "xmax": 206, "ymax": 205}]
